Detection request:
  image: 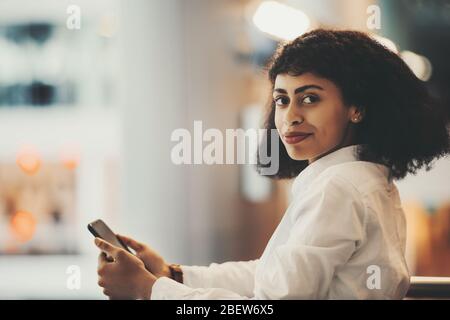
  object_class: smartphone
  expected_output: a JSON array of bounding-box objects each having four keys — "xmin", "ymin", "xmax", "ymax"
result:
[{"xmin": 87, "ymin": 219, "xmax": 132, "ymax": 253}]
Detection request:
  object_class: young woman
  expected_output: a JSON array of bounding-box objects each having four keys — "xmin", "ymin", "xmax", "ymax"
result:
[{"xmin": 95, "ymin": 29, "xmax": 449, "ymax": 299}]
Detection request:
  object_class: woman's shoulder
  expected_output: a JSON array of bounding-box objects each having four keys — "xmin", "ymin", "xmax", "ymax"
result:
[
  {"xmin": 312, "ymin": 160, "xmax": 392, "ymax": 197},
  {"xmin": 289, "ymin": 163, "xmax": 369, "ymax": 233}
]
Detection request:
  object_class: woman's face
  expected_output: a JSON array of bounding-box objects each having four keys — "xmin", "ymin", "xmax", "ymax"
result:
[{"xmin": 274, "ymin": 72, "xmax": 359, "ymax": 163}]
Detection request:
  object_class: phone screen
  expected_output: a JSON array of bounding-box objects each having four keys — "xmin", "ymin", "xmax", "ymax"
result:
[{"xmin": 88, "ymin": 219, "xmax": 131, "ymax": 253}]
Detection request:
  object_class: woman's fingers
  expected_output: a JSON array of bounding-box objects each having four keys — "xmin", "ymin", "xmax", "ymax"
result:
[
  {"xmin": 98, "ymin": 251, "xmax": 114, "ymax": 265},
  {"xmin": 95, "ymin": 238, "xmax": 122, "ymax": 260},
  {"xmin": 116, "ymin": 234, "xmax": 144, "ymax": 251},
  {"xmin": 98, "ymin": 252, "xmax": 107, "ymax": 265}
]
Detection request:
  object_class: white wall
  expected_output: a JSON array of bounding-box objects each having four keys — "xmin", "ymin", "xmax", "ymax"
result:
[{"xmin": 118, "ymin": 0, "xmax": 191, "ymax": 264}]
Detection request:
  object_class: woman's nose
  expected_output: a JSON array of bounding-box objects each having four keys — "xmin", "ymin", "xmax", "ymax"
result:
[
  {"xmin": 284, "ymin": 105, "xmax": 304, "ymax": 127},
  {"xmin": 284, "ymin": 118, "xmax": 304, "ymax": 127}
]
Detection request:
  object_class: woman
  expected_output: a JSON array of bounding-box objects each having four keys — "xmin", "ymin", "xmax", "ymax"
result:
[{"xmin": 95, "ymin": 29, "xmax": 449, "ymax": 299}]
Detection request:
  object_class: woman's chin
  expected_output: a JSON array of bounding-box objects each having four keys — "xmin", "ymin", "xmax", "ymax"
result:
[{"xmin": 286, "ymin": 149, "xmax": 310, "ymax": 161}]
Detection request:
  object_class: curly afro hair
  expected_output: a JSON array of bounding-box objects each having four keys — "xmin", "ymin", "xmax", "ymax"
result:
[{"xmin": 257, "ymin": 29, "xmax": 450, "ymax": 181}]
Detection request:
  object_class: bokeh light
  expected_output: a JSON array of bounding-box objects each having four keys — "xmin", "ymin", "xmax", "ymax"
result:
[
  {"xmin": 252, "ymin": 1, "xmax": 310, "ymax": 41},
  {"xmin": 16, "ymin": 145, "xmax": 41, "ymax": 175},
  {"xmin": 60, "ymin": 145, "xmax": 80, "ymax": 170},
  {"xmin": 10, "ymin": 210, "xmax": 37, "ymax": 243}
]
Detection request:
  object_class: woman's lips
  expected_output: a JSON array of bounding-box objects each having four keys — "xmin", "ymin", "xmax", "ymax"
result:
[{"xmin": 283, "ymin": 134, "xmax": 312, "ymax": 145}]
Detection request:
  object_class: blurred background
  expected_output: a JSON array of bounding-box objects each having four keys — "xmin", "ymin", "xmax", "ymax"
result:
[{"xmin": 0, "ymin": 0, "xmax": 448, "ymax": 299}]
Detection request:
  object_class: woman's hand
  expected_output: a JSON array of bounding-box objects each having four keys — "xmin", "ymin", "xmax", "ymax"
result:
[
  {"xmin": 95, "ymin": 238, "xmax": 157, "ymax": 300},
  {"xmin": 116, "ymin": 234, "xmax": 172, "ymax": 279}
]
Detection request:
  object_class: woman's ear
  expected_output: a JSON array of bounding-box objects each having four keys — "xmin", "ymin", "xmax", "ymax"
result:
[{"xmin": 349, "ymin": 105, "xmax": 365, "ymax": 123}]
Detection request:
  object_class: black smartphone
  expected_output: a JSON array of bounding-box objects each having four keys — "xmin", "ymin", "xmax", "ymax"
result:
[{"xmin": 87, "ymin": 219, "xmax": 132, "ymax": 253}]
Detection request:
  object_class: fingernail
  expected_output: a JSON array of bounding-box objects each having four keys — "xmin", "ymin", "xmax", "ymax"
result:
[{"xmin": 95, "ymin": 238, "xmax": 101, "ymax": 246}]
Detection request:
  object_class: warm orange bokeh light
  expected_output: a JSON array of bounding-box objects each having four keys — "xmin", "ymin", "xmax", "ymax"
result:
[
  {"xmin": 60, "ymin": 153, "xmax": 80, "ymax": 170},
  {"xmin": 60, "ymin": 145, "xmax": 80, "ymax": 170},
  {"xmin": 16, "ymin": 146, "xmax": 41, "ymax": 175},
  {"xmin": 10, "ymin": 210, "xmax": 37, "ymax": 243}
]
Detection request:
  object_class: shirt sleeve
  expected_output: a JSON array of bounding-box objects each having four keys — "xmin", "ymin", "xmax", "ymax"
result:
[
  {"xmin": 182, "ymin": 260, "xmax": 258, "ymax": 295},
  {"xmin": 151, "ymin": 175, "xmax": 366, "ymax": 300},
  {"xmin": 151, "ymin": 260, "xmax": 258, "ymax": 300}
]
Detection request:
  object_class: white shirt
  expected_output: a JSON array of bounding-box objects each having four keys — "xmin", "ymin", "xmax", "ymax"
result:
[{"xmin": 151, "ymin": 144, "xmax": 410, "ymax": 299}]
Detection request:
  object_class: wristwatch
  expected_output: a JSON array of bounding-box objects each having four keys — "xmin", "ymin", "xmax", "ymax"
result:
[{"xmin": 169, "ymin": 263, "xmax": 183, "ymax": 284}]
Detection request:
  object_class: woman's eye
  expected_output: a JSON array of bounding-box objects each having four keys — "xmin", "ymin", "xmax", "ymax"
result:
[
  {"xmin": 274, "ymin": 96, "xmax": 289, "ymax": 107},
  {"xmin": 302, "ymin": 95, "xmax": 319, "ymax": 104}
]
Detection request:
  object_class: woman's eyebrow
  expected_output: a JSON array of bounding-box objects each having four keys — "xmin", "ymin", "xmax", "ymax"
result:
[{"xmin": 273, "ymin": 84, "xmax": 324, "ymax": 95}]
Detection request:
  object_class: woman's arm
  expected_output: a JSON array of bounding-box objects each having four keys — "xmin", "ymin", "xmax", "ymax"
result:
[
  {"xmin": 151, "ymin": 175, "xmax": 366, "ymax": 300},
  {"xmin": 180, "ymin": 260, "xmax": 259, "ymax": 297}
]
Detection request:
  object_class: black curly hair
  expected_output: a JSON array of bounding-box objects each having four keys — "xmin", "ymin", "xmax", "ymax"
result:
[{"xmin": 257, "ymin": 28, "xmax": 450, "ymax": 181}]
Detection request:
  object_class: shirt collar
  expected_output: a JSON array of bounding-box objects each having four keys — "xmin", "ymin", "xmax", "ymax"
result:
[{"xmin": 291, "ymin": 144, "xmax": 361, "ymax": 196}]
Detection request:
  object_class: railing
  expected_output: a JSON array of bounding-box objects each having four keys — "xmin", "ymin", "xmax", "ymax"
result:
[{"xmin": 406, "ymin": 276, "xmax": 450, "ymax": 299}]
